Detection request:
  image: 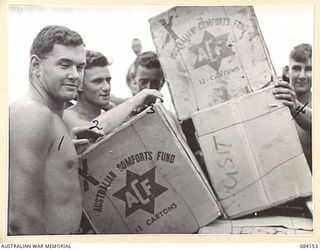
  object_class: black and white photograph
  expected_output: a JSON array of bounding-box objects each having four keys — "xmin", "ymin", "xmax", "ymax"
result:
[{"xmin": 6, "ymin": 2, "xmax": 315, "ymax": 241}]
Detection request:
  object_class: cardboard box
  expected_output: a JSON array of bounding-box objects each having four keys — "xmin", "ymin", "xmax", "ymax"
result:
[
  {"xmin": 306, "ymin": 197, "xmax": 313, "ymax": 216},
  {"xmin": 198, "ymin": 216, "xmax": 313, "ymax": 235},
  {"xmin": 78, "ymin": 103, "xmax": 220, "ymax": 234},
  {"xmin": 192, "ymin": 86, "xmax": 312, "ymax": 219},
  {"xmin": 149, "ymin": 6, "xmax": 275, "ymax": 121}
]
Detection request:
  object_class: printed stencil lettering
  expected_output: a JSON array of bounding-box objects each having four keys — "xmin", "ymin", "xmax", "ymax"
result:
[{"xmin": 113, "ymin": 168, "xmax": 168, "ymax": 217}]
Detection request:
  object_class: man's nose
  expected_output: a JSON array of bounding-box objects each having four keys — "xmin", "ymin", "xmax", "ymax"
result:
[
  {"xmin": 68, "ymin": 66, "xmax": 80, "ymax": 81},
  {"xmin": 298, "ymin": 69, "xmax": 307, "ymax": 80},
  {"xmin": 102, "ymin": 81, "xmax": 111, "ymax": 91}
]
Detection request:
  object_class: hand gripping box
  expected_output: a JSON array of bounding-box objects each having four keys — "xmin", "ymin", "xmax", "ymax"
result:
[
  {"xmin": 78, "ymin": 103, "xmax": 220, "ymax": 234},
  {"xmin": 149, "ymin": 6, "xmax": 275, "ymax": 121},
  {"xmin": 198, "ymin": 216, "xmax": 313, "ymax": 235},
  {"xmin": 192, "ymin": 86, "xmax": 312, "ymax": 219}
]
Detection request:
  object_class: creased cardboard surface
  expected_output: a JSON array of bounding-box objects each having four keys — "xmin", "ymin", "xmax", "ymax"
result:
[
  {"xmin": 192, "ymin": 87, "xmax": 312, "ymax": 219},
  {"xmin": 79, "ymin": 103, "xmax": 220, "ymax": 234},
  {"xmin": 149, "ymin": 6, "xmax": 275, "ymax": 121}
]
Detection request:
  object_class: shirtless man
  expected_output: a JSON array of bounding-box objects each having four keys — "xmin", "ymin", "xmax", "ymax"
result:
[
  {"xmin": 9, "ymin": 25, "xmax": 101, "ymax": 235},
  {"xmin": 273, "ymin": 43, "xmax": 312, "ymax": 171},
  {"xmin": 63, "ymin": 50, "xmax": 162, "ymax": 134},
  {"xmin": 126, "ymin": 38, "xmax": 143, "ymax": 96}
]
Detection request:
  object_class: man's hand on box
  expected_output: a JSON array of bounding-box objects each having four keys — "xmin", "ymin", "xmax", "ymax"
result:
[
  {"xmin": 71, "ymin": 126, "xmax": 104, "ymax": 153},
  {"xmin": 132, "ymin": 89, "xmax": 163, "ymax": 109},
  {"xmin": 272, "ymin": 77, "xmax": 297, "ymax": 112}
]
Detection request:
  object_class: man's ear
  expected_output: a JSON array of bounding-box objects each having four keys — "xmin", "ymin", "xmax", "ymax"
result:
[
  {"xmin": 30, "ymin": 55, "xmax": 41, "ymax": 78},
  {"xmin": 282, "ymin": 65, "xmax": 290, "ymax": 82}
]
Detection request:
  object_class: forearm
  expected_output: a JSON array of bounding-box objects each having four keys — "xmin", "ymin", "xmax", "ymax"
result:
[
  {"xmin": 94, "ymin": 98, "xmax": 138, "ymax": 134},
  {"xmin": 291, "ymin": 100, "xmax": 312, "ymax": 131},
  {"xmin": 109, "ymin": 94, "xmax": 129, "ymax": 106},
  {"xmin": 93, "ymin": 89, "xmax": 163, "ymax": 134}
]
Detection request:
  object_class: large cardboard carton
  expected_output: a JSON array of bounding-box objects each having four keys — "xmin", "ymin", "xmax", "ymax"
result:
[
  {"xmin": 149, "ymin": 6, "xmax": 275, "ymax": 121},
  {"xmin": 78, "ymin": 103, "xmax": 220, "ymax": 234},
  {"xmin": 198, "ymin": 216, "xmax": 313, "ymax": 235},
  {"xmin": 306, "ymin": 197, "xmax": 313, "ymax": 216},
  {"xmin": 192, "ymin": 86, "xmax": 312, "ymax": 219}
]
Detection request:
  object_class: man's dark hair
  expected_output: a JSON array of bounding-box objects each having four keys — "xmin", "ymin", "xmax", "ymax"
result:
[
  {"xmin": 30, "ymin": 25, "xmax": 84, "ymax": 59},
  {"xmin": 133, "ymin": 51, "xmax": 163, "ymax": 76},
  {"xmin": 85, "ymin": 50, "xmax": 110, "ymax": 70},
  {"xmin": 289, "ymin": 43, "xmax": 312, "ymax": 63}
]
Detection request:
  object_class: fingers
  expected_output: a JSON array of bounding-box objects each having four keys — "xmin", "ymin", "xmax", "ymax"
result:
[
  {"xmin": 273, "ymin": 93, "xmax": 293, "ymax": 102},
  {"xmin": 133, "ymin": 89, "xmax": 163, "ymax": 108},
  {"xmin": 71, "ymin": 126, "xmax": 104, "ymax": 140},
  {"xmin": 140, "ymin": 89, "xmax": 163, "ymax": 99},
  {"xmin": 73, "ymin": 139, "xmax": 89, "ymax": 147},
  {"xmin": 271, "ymin": 76, "xmax": 296, "ymax": 107},
  {"xmin": 73, "ymin": 139, "xmax": 90, "ymax": 154},
  {"xmin": 273, "ymin": 78, "xmax": 294, "ymax": 91},
  {"xmin": 71, "ymin": 126, "xmax": 86, "ymax": 139},
  {"xmin": 272, "ymin": 88, "xmax": 291, "ymax": 94},
  {"xmin": 281, "ymin": 100, "xmax": 294, "ymax": 109}
]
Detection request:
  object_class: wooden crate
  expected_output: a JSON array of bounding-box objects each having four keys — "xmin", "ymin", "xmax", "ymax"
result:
[
  {"xmin": 192, "ymin": 86, "xmax": 312, "ymax": 219},
  {"xmin": 78, "ymin": 103, "xmax": 220, "ymax": 234},
  {"xmin": 149, "ymin": 6, "xmax": 275, "ymax": 121}
]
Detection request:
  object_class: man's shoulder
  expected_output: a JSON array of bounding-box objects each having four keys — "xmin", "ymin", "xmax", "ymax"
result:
[
  {"xmin": 10, "ymin": 98, "xmax": 54, "ymax": 132},
  {"xmin": 64, "ymin": 106, "xmax": 82, "ymax": 120},
  {"xmin": 11, "ymin": 98, "xmax": 51, "ymax": 115}
]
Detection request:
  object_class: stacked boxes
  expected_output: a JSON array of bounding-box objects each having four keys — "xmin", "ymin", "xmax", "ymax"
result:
[
  {"xmin": 149, "ymin": 6, "xmax": 275, "ymax": 121},
  {"xmin": 79, "ymin": 103, "xmax": 220, "ymax": 234},
  {"xmin": 150, "ymin": 6, "xmax": 312, "ymax": 223}
]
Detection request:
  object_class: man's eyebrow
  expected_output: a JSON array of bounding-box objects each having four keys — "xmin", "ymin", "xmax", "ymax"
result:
[
  {"xmin": 92, "ymin": 77, "xmax": 105, "ymax": 82},
  {"xmin": 292, "ymin": 65, "xmax": 302, "ymax": 70},
  {"xmin": 57, "ymin": 58, "xmax": 86, "ymax": 67},
  {"xmin": 57, "ymin": 58, "xmax": 73, "ymax": 63}
]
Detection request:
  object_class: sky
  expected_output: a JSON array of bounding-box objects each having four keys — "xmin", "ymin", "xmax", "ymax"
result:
[{"xmin": 8, "ymin": 4, "xmax": 314, "ymax": 108}]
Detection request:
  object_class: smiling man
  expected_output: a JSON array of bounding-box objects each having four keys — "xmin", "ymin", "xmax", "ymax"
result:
[
  {"xmin": 63, "ymin": 50, "xmax": 162, "ymax": 135},
  {"xmin": 273, "ymin": 43, "xmax": 312, "ymax": 170},
  {"xmin": 8, "ymin": 25, "xmax": 101, "ymax": 235}
]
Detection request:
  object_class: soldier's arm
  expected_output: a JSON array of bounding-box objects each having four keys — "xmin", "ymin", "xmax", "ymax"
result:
[
  {"xmin": 92, "ymin": 89, "xmax": 162, "ymax": 135},
  {"xmin": 9, "ymin": 104, "xmax": 53, "ymax": 235},
  {"xmin": 273, "ymin": 79, "xmax": 311, "ymax": 132},
  {"xmin": 63, "ymin": 89, "xmax": 163, "ymax": 137}
]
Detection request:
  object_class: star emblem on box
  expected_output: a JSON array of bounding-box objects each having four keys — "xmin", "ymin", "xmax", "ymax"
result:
[
  {"xmin": 113, "ymin": 168, "xmax": 168, "ymax": 217},
  {"xmin": 190, "ymin": 31, "xmax": 235, "ymax": 71}
]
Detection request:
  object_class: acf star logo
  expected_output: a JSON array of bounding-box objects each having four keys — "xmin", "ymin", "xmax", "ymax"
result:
[
  {"xmin": 113, "ymin": 168, "xmax": 168, "ymax": 217},
  {"xmin": 190, "ymin": 31, "xmax": 235, "ymax": 71}
]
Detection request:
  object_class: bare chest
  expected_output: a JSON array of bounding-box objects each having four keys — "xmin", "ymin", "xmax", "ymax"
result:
[{"xmin": 44, "ymin": 117, "xmax": 80, "ymax": 201}]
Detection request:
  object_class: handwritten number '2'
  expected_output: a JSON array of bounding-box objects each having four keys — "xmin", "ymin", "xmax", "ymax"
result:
[{"xmin": 89, "ymin": 120, "xmax": 103, "ymax": 130}]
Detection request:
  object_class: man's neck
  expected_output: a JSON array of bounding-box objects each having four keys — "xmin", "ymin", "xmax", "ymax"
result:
[
  {"xmin": 73, "ymin": 97, "xmax": 101, "ymax": 122},
  {"xmin": 296, "ymin": 91, "xmax": 311, "ymax": 105},
  {"xmin": 29, "ymin": 79, "xmax": 64, "ymax": 118}
]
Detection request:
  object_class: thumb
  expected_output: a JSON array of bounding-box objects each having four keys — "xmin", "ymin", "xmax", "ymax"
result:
[{"xmin": 73, "ymin": 139, "xmax": 89, "ymax": 148}]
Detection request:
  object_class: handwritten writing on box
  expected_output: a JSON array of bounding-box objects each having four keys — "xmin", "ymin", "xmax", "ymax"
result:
[{"xmin": 212, "ymin": 135, "xmax": 239, "ymax": 196}]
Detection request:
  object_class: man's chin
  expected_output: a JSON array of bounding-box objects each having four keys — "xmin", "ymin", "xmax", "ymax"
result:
[
  {"xmin": 60, "ymin": 92, "xmax": 77, "ymax": 102},
  {"xmin": 294, "ymin": 87, "xmax": 311, "ymax": 95},
  {"xmin": 101, "ymin": 101, "xmax": 110, "ymax": 108}
]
